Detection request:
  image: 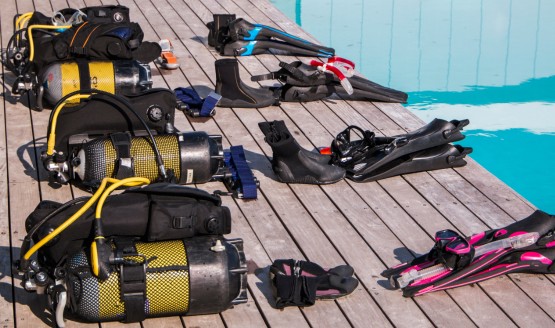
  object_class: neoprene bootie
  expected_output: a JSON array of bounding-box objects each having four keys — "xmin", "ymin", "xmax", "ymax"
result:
[
  {"xmin": 269, "ymin": 259, "xmax": 359, "ymax": 308},
  {"xmin": 259, "ymin": 123, "xmax": 345, "ymax": 184},
  {"xmin": 215, "ymin": 58, "xmax": 277, "ymax": 108},
  {"xmin": 259, "ymin": 120, "xmax": 331, "ymax": 165}
]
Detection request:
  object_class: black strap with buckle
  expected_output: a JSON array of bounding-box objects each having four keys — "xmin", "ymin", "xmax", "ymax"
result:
[
  {"xmin": 110, "ymin": 132, "xmax": 134, "ymax": 179},
  {"xmin": 115, "ymin": 239, "xmax": 147, "ymax": 323}
]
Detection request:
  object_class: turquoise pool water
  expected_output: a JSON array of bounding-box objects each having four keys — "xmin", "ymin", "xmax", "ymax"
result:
[{"xmin": 272, "ymin": 0, "xmax": 555, "ymax": 213}]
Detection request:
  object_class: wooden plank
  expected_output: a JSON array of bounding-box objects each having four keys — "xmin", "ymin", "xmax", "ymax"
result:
[
  {"xmin": 177, "ymin": 0, "xmax": 416, "ymax": 326},
  {"xmin": 1, "ymin": 0, "xmax": 52, "ymax": 326},
  {"xmin": 182, "ymin": 4, "xmax": 500, "ymax": 318},
  {"xmin": 172, "ymin": 0, "xmax": 466, "ymax": 326},
  {"xmin": 0, "ymin": 17, "xmax": 14, "ymax": 328},
  {"xmin": 0, "ymin": 0, "xmax": 17, "ymax": 325},
  {"xmin": 127, "ymin": 0, "xmax": 356, "ymax": 326},
  {"xmin": 4, "ymin": 0, "xmax": 553, "ymax": 327},
  {"xmin": 119, "ymin": 1, "xmax": 271, "ymax": 327},
  {"xmin": 166, "ymin": 1, "xmax": 413, "ymax": 326},
  {"xmin": 130, "ymin": 2, "xmax": 344, "ymax": 323}
]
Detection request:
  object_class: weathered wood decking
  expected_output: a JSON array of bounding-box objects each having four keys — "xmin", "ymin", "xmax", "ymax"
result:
[{"xmin": 1, "ymin": 0, "xmax": 553, "ymax": 327}]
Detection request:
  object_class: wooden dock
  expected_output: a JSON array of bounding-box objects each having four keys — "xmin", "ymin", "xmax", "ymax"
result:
[{"xmin": 1, "ymin": 0, "xmax": 553, "ymax": 327}]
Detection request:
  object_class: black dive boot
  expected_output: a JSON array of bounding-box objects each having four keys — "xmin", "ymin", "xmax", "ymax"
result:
[
  {"xmin": 260, "ymin": 124, "xmax": 346, "ymax": 184},
  {"xmin": 259, "ymin": 120, "xmax": 331, "ymax": 164},
  {"xmin": 215, "ymin": 59, "xmax": 277, "ymax": 108},
  {"xmin": 206, "ymin": 14, "xmax": 236, "ymax": 50}
]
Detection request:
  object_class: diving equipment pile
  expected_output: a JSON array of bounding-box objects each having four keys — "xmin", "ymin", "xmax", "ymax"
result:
[
  {"xmin": 2, "ymin": 5, "xmax": 159, "ymax": 110},
  {"xmin": 382, "ymin": 210, "xmax": 555, "ymax": 297},
  {"xmin": 270, "ymin": 259, "xmax": 359, "ymax": 308},
  {"xmin": 259, "ymin": 120, "xmax": 346, "ymax": 184},
  {"xmin": 17, "ymin": 179, "xmax": 248, "ymax": 326},
  {"xmin": 259, "ymin": 119, "xmax": 471, "ymax": 184},
  {"xmin": 43, "ymin": 90, "xmax": 259, "ymax": 199},
  {"xmin": 207, "ymin": 14, "xmax": 335, "ymax": 57}
]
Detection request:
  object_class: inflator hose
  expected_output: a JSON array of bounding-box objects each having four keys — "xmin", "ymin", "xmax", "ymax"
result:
[
  {"xmin": 91, "ymin": 177, "xmax": 150, "ymax": 278},
  {"xmin": 22, "ymin": 178, "xmax": 149, "ymax": 262},
  {"xmin": 46, "ymin": 89, "xmax": 169, "ymax": 179}
]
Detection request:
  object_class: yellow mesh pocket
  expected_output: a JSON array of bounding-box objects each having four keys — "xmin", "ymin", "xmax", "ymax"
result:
[
  {"xmin": 103, "ymin": 135, "xmax": 181, "ymax": 181},
  {"xmin": 136, "ymin": 240, "xmax": 188, "ymax": 267},
  {"xmin": 136, "ymin": 240, "xmax": 190, "ymax": 315},
  {"xmin": 145, "ymin": 270, "xmax": 189, "ymax": 315},
  {"xmin": 98, "ymin": 271, "xmax": 125, "ymax": 319}
]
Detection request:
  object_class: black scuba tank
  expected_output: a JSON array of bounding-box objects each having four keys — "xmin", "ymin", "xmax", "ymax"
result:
[
  {"xmin": 64, "ymin": 236, "xmax": 248, "ymax": 322},
  {"xmin": 70, "ymin": 132, "xmax": 225, "ymax": 185}
]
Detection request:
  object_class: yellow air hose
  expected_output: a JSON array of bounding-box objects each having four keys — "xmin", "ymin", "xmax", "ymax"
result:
[
  {"xmin": 90, "ymin": 177, "xmax": 150, "ymax": 276},
  {"xmin": 23, "ymin": 177, "xmax": 150, "ymax": 261},
  {"xmin": 27, "ymin": 24, "xmax": 71, "ymax": 62},
  {"xmin": 15, "ymin": 12, "xmax": 33, "ymax": 30},
  {"xmin": 47, "ymin": 94, "xmax": 92, "ymax": 155}
]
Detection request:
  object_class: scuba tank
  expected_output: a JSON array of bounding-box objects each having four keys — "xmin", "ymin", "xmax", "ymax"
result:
[
  {"xmin": 22, "ymin": 236, "xmax": 248, "ymax": 325},
  {"xmin": 38, "ymin": 60, "xmax": 152, "ymax": 109},
  {"xmin": 71, "ymin": 132, "xmax": 225, "ymax": 185},
  {"xmin": 18, "ymin": 181, "xmax": 248, "ymax": 326},
  {"xmin": 42, "ymin": 91, "xmax": 258, "ymax": 199},
  {"xmin": 65, "ymin": 237, "xmax": 247, "ymax": 322}
]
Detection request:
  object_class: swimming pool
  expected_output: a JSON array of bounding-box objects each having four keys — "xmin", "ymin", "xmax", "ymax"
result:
[{"xmin": 271, "ymin": 0, "xmax": 555, "ymax": 213}]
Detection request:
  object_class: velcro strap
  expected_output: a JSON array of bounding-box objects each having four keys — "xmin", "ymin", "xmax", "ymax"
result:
[
  {"xmin": 174, "ymin": 87, "xmax": 220, "ymax": 117},
  {"xmin": 250, "ymin": 72, "xmax": 277, "ymax": 82},
  {"xmin": 200, "ymin": 91, "xmax": 221, "ymax": 117},
  {"xmin": 110, "ymin": 132, "xmax": 134, "ymax": 179},
  {"xmin": 223, "ymin": 145, "xmax": 257, "ymax": 199},
  {"xmin": 273, "ymin": 274, "xmax": 318, "ymax": 308},
  {"xmin": 76, "ymin": 59, "xmax": 91, "ymax": 90},
  {"xmin": 120, "ymin": 264, "xmax": 146, "ymax": 322},
  {"xmin": 278, "ymin": 61, "xmax": 313, "ymax": 82}
]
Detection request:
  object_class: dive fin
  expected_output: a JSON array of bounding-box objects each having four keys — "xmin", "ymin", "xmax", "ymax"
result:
[
  {"xmin": 253, "ymin": 61, "xmax": 408, "ymax": 103},
  {"xmin": 330, "ymin": 119, "xmax": 470, "ymax": 181},
  {"xmin": 279, "ymin": 83, "xmax": 408, "ymax": 103},
  {"xmin": 382, "ymin": 210, "xmax": 555, "ymax": 297},
  {"xmin": 227, "ymin": 18, "xmax": 335, "ymax": 56},
  {"xmin": 207, "ymin": 16, "xmax": 335, "ymax": 57},
  {"xmin": 348, "ymin": 144, "xmax": 472, "ymax": 182},
  {"xmin": 223, "ymin": 40, "xmax": 334, "ymax": 57}
]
